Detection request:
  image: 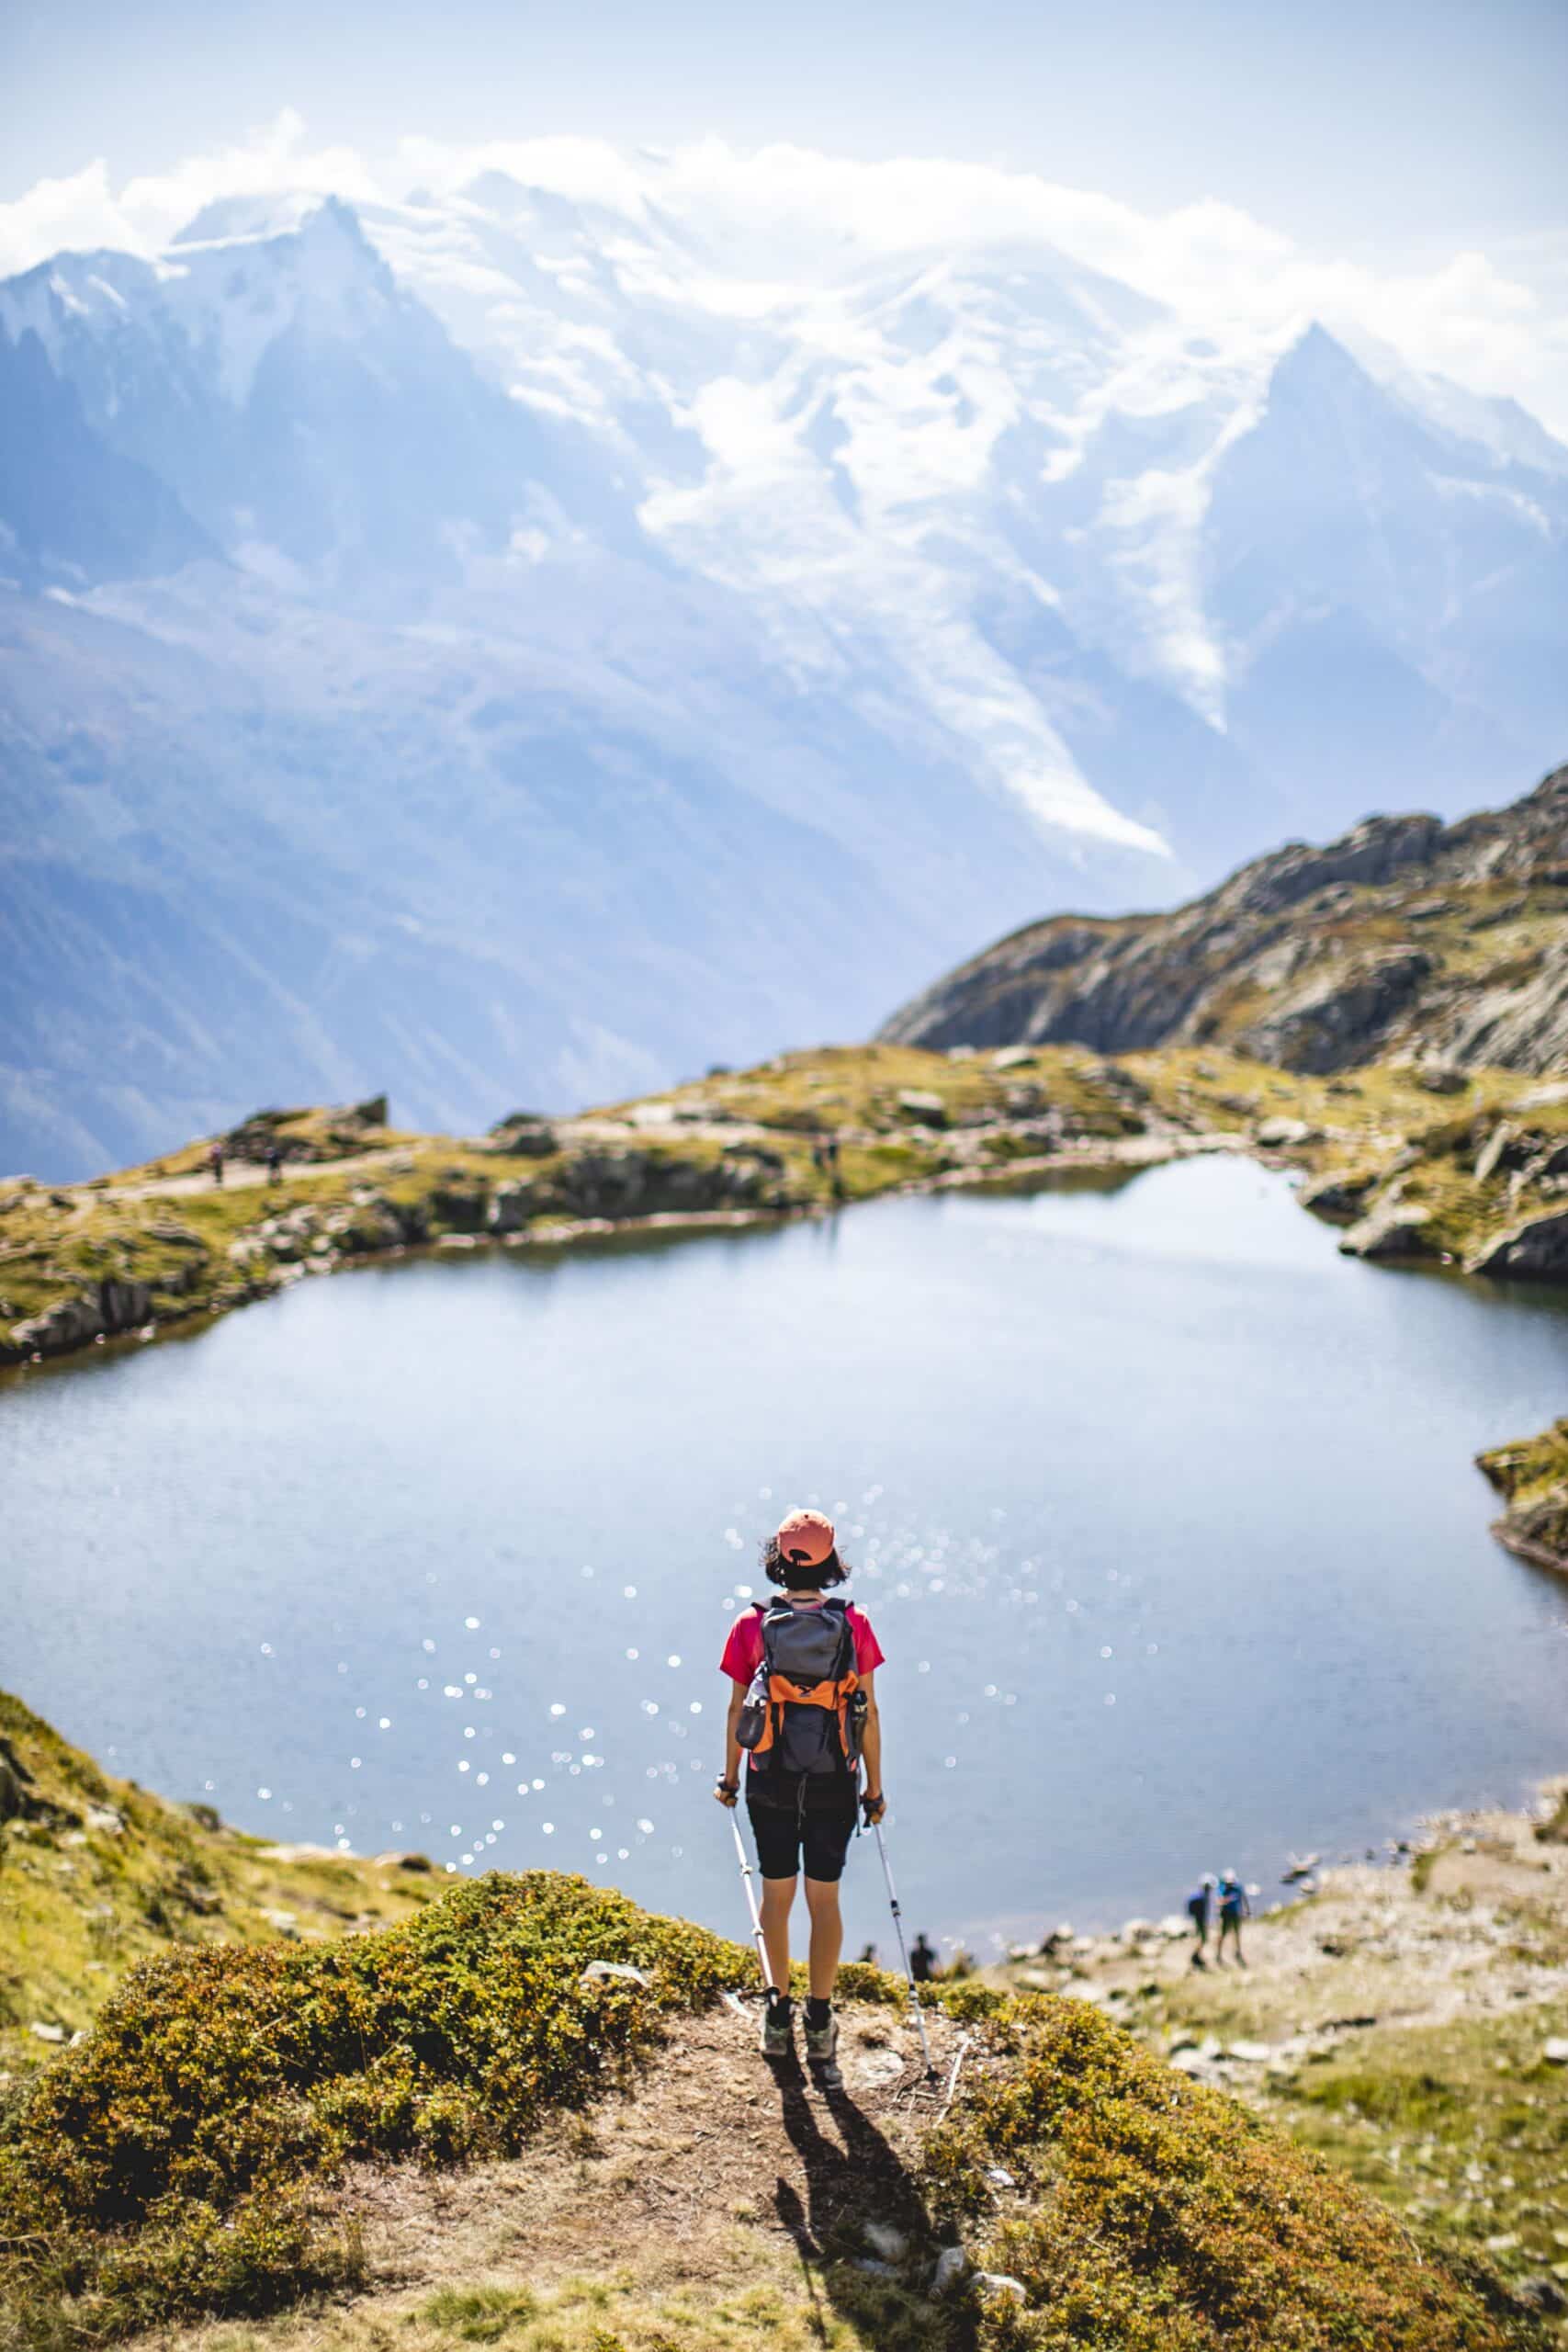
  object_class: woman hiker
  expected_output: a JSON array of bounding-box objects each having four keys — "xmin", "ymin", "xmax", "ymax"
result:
[{"xmin": 715, "ymin": 1507, "xmax": 886, "ymax": 2062}]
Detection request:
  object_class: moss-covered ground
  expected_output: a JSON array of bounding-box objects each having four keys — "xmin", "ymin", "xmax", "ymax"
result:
[{"xmin": 0, "ymin": 1691, "xmax": 434, "ymax": 2080}]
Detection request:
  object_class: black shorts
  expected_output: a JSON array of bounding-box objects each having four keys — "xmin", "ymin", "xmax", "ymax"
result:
[{"xmin": 746, "ymin": 1784, "xmax": 858, "ymax": 1883}]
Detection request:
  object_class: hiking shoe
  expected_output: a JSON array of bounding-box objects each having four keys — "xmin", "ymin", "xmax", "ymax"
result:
[
  {"xmin": 761, "ymin": 1997, "xmax": 794, "ymax": 2057},
  {"xmin": 804, "ymin": 2009, "xmax": 839, "ymax": 2066}
]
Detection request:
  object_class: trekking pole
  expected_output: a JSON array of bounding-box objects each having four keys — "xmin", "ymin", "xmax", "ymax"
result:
[
  {"xmin": 873, "ymin": 1821, "xmax": 936, "ymax": 2076},
  {"xmin": 728, "ymin": 1808, "xmax": 778, "ymax": 1998}
]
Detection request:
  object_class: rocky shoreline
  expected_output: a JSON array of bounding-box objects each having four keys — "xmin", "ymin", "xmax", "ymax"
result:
[
  {"xmin": 990, "ymin": 1772, "xmax": 1568, "ymax": 2303},
  {"xmin": 4, "ymin": 1040, "xmax": 1563, "ymax": 1569}
]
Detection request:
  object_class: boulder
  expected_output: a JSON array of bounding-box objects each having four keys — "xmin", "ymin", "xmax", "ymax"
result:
[
  {"xmin": 486, "ymin": 1114, "xmax": 558, "ymax": 1159},
  {"xmin": 931, "ymin": 2247, "xmax": 969, "ymax": 2292},
  {"xmin": 1474, "ymin": 1121, "xmax": 1517, "ymax": 1182},
  {"xmin": 99, "ymin": 1278, "xmax": 152, "ymax": 1332},
  {"xmin": 580, "ymin": 1960, "xmax": 651, "ymax": 1987},
  {"xmin": 1254, "ymin": 1114, "xmax": 1313, "ymax": 1148},
  {"xmin": 1414, "ymin": 1061, "xmax": 1472, "ymax": 1095},
  {"xmin": 487, "ymin": 1181, "xmax": 536, "ymax": 1236},
  {"xmin": 1469, "ymin": 1209, "xmax": 1568, "ymax": 1283},
  {"xmin": 897, "ymin": 1090, "xmax": 949, "ymax": 1127},
  {"xmin": 992, "ymin": 1046, "xmax": 1038, "ymax": 1069},
  {"xmin": 1339, "ymin": 1200, "xmax": 1437, "ymax": 1262},
  {"xmin": 1302, "ymin": 1170, "xmax": 1378, "ymax": 1223},
  {"xmin": 429, "ymin": 1181, "xmax": 491, "ymax": 1234},
  {"xmin": 10, "ymin": 1294, "xmax": 107, "ymax": 1355}
]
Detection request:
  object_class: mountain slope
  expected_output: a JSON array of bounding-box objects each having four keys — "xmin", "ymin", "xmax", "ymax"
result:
[
  {"xmin": 881, "ymin": 763, "xmax": 1568, "ymax": 1073},
  {"xmin": 5, "ymin": 175, "xmax": 1568, "ymax": 1177}
]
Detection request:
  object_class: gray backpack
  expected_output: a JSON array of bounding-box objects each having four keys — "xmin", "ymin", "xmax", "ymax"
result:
[{"xmin": 737, "ymin": 1599, "xmax": 861, "ymax": 1776}]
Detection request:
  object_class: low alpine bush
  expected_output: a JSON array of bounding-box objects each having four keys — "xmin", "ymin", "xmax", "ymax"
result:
[{"xmin": 0, "ymin": 1871, "xmax": 747, "ymax": 2347}]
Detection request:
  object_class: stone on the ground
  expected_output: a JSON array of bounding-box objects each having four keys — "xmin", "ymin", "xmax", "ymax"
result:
[
  {"xmin": 976, "ymin": 2273, "xmax": 1029, "ymax": 2303},
  {"xmin": 931, "ymin": 2245, "xmax": 969, "ymax": 2291},
  {"xmin": 863, "ymin": 2221, "xmax": 909, "ymax": 2261},
  {"xmin": 1255, "ymin": 1114, "xmax": 1313, "ymax": 1148},
  {"xmin": 1339, "ymin": 1198, "xmax": 1436, "ymax": 1261},
  {"xmin": 580, "ymin": 1960, "xmax": 651, "ymax": 1987},
  {"xmin": 1469, "ymin": 1209, "xmax": 1568, "ymax": 1282},
  {"xmin": 1542, "ymin": 2038, "xmax": 1568, "ymax": 2064},
  {"xmin": 897, "ymin": 1090, "xmax": 948, "ymax": 1125},
  {"xmin": 992, "ymin": 1046, "xmax": 1037, "ymax": 1069},
  {"xmin": 28, "ymin": 2021, "xmax": 66, "ymax": 2043}
]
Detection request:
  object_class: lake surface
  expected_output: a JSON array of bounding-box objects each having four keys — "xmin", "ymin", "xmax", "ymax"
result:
[{"xmin": 6, "ymin": 1156, "xmax": 1568, "ymax": 1962}]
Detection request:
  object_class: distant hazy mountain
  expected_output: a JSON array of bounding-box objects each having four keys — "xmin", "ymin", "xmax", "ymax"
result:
[{"xmin": 3, "ymin": 174, "xmax": 1565, "ymax": 1176}]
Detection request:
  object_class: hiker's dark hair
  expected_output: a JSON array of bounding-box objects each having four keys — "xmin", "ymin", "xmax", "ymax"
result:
[{"xmin": 761, "ymin": 1536, "xmax": 850, "ymax": 1591}]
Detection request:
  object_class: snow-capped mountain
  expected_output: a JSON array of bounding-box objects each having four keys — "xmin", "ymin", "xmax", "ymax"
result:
[{"xmin": 3, "ymin": 169, "xmax": 1566, "ymax": 1177}]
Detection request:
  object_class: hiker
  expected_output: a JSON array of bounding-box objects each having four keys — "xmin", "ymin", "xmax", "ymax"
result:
[
  {"xmin": 1216, "ymin": 1870, "xmax": 1250, "ymax": 1966},
  {"xmin": 208, "ymin": 1140, "xmax": 225, "ymax": 1188},
  {"xmin": 265, "ymin": 1144, "xmax": 283, "ymax": 1186},
  {"xmin": 1186, "ymin": 1874, "xmax": 1216, "ymax": 1968},
  {"xmin": 909, "ymin": 1931, "xmax": 938, "ymax": 1984},
  {"xmin": 716, "ymin": 1507, "xmax": 885, "ymax": 2064},
  {"xmin": 857, "ymin": 1941, "xmax": 878, "ymax": 1965},
  {"xmin": 824, "ymin": 1133, "xmax": 842, "ymax": 1196}
]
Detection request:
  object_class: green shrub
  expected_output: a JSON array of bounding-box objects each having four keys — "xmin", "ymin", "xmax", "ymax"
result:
[
  {"xmin": 922, "ymin": 1994, "xmax": 1533, "ymax": 2350},
  {"xmin": 0, "ymin": 1872, "xmax": 746, "ymax": 2347}
]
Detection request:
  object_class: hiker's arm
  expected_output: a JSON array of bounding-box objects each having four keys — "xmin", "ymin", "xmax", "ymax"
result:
[
  {"xmin": 859, "ymin": 1670, "xmax": 882, "ymax": 1798},
  {"xmin": 722, "ymin": 1681, "xmax": 745, "ymax": 1787}
]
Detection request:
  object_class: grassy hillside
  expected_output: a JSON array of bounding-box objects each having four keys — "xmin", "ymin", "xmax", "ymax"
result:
[
  {"xmin": 0, "ymin": 1839, "xmax": 1547, "ymax": 2352},
  {"xmin": 0, "ymin": 1690, "xmax": 434, "ymax": 2076}
]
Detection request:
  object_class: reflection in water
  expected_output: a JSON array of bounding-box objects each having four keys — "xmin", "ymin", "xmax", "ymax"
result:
[{"xmin": 5, "ymin": 1155, "xmax": 1567, "ymax": 1957}]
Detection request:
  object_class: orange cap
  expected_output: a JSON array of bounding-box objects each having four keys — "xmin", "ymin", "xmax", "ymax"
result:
[{"xmin": 775, "ymin": 1508, "xmax": 836, "ymax": 1568}]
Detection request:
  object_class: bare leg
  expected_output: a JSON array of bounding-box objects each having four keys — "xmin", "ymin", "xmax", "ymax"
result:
[
  {"xmin": 803, "ymin": 1876, "xmax": 843, "ymax": 2000},
  {"xmin": 760, "ymin": 1875, "xmax": 796, "ymax": 1993}
]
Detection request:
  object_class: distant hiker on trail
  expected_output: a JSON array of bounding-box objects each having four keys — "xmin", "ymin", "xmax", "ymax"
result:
[
  {"xmin": 1216, "ymin": 1870, "xmax": 1251, "ymax": 1966},
  {"xmin": 857, "ymin": 1941, "xmax": 878, "ymax": 1965},
  {"xmin": 1187, "ymin": 1873, "xmax": 1216, "ymax": 1968},
  {"xmin": 909, "ymin": 1931, "xmax": 938, "ymax": 1984},
  {"xmin": 265, "ymin": 1144, "xmax": 283, "ymax": 1186},
  {"xmin": 716, "ymin": 1507, "xmax": 885, "ymax": 2065},
  {"xmin": 208, "ymin": 1141, "xmax": 225, "ymax": 1188}
]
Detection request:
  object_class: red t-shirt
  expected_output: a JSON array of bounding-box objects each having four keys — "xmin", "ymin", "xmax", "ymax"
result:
[{"xmin": 720, "ymin": 1600, "xmax": 886, "ymax": 1685}]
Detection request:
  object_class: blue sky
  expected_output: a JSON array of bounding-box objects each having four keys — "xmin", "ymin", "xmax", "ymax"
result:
[{"xmin": 5, "ymin": 0, "xmax": 1564, "ymax": 261}]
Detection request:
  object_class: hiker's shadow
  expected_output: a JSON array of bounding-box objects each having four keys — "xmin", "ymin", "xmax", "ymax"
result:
[{"xmin": 770, "ymin": 2062, "xmax": 975, "ymax": 2348}]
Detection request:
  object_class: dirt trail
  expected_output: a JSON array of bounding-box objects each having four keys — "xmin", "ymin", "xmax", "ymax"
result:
[
  {"xmin": 153, "ymin": 2001, "xmax": 969, "ymax": 2352},
  {"xmin": 95, "ymin": 1152, "xmax": 405, "ymax": 1204}
]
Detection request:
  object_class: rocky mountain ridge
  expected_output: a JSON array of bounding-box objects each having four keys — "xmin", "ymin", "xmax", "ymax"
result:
[{"xmin": 883, "ymin": 763, "xmax": 1568, "ymax": 1075}]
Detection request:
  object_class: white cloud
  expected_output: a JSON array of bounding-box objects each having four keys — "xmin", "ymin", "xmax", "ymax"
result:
[
  {"xmin": 118, "ymin": 108, "xmax": 382, "ymax": 246},
  {"xmin": 0, "ymin": 159, "xmax": 142, "ymax": 275},
  {"xmin": 2, "ymin": 119, "xmax": 1564, "ymax": 434}
]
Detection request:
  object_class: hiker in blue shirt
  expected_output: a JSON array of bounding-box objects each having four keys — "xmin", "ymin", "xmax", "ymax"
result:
[
  {"xmin": 1186, "ymin": 1873, "xmax": 1216, "ymax": 1969},
  {"xmin": 1216, "ymin": 1870, "xmax": 1251, "ymax": 1966}
]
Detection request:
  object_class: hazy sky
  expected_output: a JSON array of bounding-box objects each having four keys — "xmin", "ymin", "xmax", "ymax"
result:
[{"xmin": 6, "ymin": 0, "xmax": 1563, "ymax": 261}]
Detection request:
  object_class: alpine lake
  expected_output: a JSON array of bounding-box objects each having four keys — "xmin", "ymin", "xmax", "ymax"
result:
[{"xmin": 6, "ymin": 1152, "xmax": 1567, "ymax": 1962}]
